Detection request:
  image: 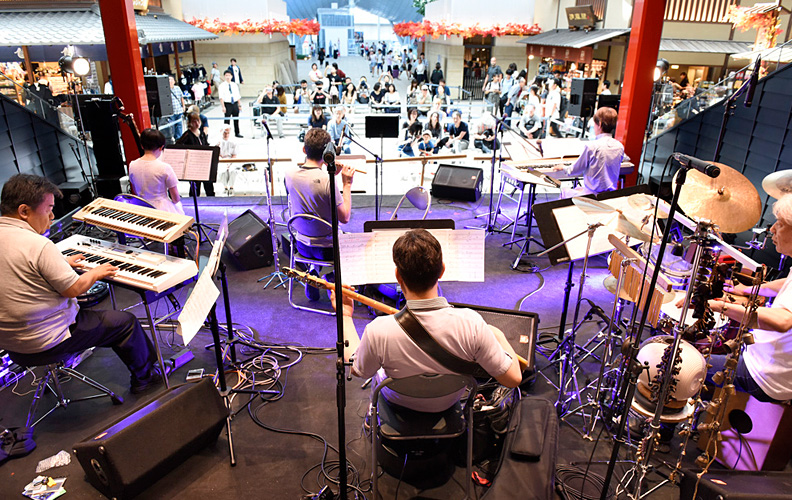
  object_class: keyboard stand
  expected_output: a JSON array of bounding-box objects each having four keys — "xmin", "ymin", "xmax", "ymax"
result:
[{"xmin": 108, "ymin": 276, "xmax": 198, "ymax": 389}]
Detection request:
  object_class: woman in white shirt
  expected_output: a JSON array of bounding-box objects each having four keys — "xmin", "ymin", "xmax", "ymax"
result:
[
  {"xmin": 216, "ymin": 125, "xmax": 240, "ymax": 195},
  {"xmin": 383, "ymin": 83, "xmax": 401, "ymax": 114},
  {"xmin": 308, "ymin": 63, "xmax": 322, "ymax": 85},
  {"xmin": 128, "ymin": 128, "xmax": 184, "ymax": 215}
]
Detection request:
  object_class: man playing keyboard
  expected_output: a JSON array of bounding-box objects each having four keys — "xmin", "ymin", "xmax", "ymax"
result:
[
  {"xmin": 545, "ymin": 106, "xmax": 624, "ymax": 197},
  {"xmin": 0, "ymin": 174, "xmax": 162, "ymax": 394}
]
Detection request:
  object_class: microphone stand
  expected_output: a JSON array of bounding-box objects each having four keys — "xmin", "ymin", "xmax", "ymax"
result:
[
  {"xmin": 324, "ymin": 150, "xmax": 350, "ymax": 500},
  {"xmin": 713, "ymin": 56, "xmax": 760, "ymax": 163},
  {"xmin": 256, "ymin": 124, "xmax": 288, "ymax": 288},
  {"xmin": 598, "ymin": 159, "xmax": 693, "ymax": 499},
  {"xmin": 344, "ymin": 127, "xmax": 383, "ymax": 220}
]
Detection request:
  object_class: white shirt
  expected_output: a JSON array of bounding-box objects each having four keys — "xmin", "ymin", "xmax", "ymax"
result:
[
  {"xmin": 546, "ymin": 89, "xmax": 561, "ymax": 120},
  {"xmin": 128, "ymin": 157, "xmax": 185, "ymax": 214},
  {"xmin": 562, "ymin": 133, "xmax": 624, "ymax": 195},
  {"xmin": 744, "ymin": 273, "xmax": 792, "ymax": 400},
  {"xmin": 219, "ymin": 81, "xmax": 241, "ymax": 104},
  {"xmin": 104, "ymin": 81, "xmax": 113, "ymax": 94}
]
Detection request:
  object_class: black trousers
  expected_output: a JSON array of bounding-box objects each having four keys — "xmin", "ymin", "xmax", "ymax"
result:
[
  {"xmin": 189, "ymin": 181, "xmax": 215, "ymax": 197},
  {"xmin": 224, "ymin": 101, "xmax": 241, "ymax": 136},
  {"xmin": 12, "ymin": 309, "xmax": 156, "ymax": 382}
]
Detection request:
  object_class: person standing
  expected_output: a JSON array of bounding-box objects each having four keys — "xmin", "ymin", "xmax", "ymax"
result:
[
  {"xmin": 482, "ymin": 56, "xmax": 503, "ymax": 94},
  {"xmin": 219, "ymin": 70, "xmax": 243, "ymax": 138},
  {"xmin": 210, "ymin": 62, "xmax": 222, "ymax": 99},
  {"xmin": 168, "ymin": 75, "xmax": 185, "ymax": 140},
  {"xmin": 430, "ymin": 63, "xmax": 444, "ymax": 93},
  {"xmin": 545, "ymin": 77, "xmax": 562, "ymax": 138},
  {"xmin": 177, "ymin": 112, "xmax": 215, "ymax": 197},
  {"xmin": 217, "ymin": 125, "xmax": 240, "ymax": 195},
  {"xmin": 227, "ymin": 58, "xmax": 243, "ymax": 84},
  {"xmin": 504, "ymin": 77, "xmax": 526, "ymax": 125}
]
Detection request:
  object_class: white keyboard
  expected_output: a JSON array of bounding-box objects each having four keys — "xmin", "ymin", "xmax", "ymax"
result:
[
  {"xmin": 57, "ymin": 235, "xmax": 198, "ymax": 293},
  {"xmin": 74, "ymin": 198, "xmax": 194, "ymax": 243}
]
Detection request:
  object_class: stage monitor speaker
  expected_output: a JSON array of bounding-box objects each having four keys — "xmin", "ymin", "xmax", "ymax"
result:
[
  {"xmin": 431, "ymin": 164, "xmax": 483, "ymax": 202},
  {"xmin": 679, "ymin": 469, "xmax": 792, "ymax": 499},
  {"xmin": 144, "ymin": 75, "xmax": 174, "ymax": 118},
  {"xmin": 225, "ymin": 209, "xmax": 273, "ymax": 270},
  {"xmin": 697, "ymin": 391, "xmax": 792, "ymax": 470},
  {"xmin": 365, "ymin": 115, "xmax": 400, "ymax": 138},
  {"xmin": 449, "ymin": 303, "xmax": 538, "ymax": 379},
  {"xmin": 55, "ymin": 181, "xmax": 92, "ymax": 219},
  {"xmin": 73, "ymin": 378, "xmax": 227, "ymax": 500},
  {"xmin": 568, "ymin": 78, "xmax": 599, "ymax": 118},
  {"xmin": 597, "ymin": 94, "xmax": 621, "ymax": 111}
]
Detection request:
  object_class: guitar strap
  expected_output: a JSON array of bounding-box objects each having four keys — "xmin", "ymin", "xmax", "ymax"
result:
[{"xmin": 393, "ymin": 307, "xmax": 488, "ymax": 378}]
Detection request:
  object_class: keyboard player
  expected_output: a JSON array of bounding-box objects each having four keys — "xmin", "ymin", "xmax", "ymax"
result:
[
  {"xmin": 0, "ymin": 174, "xmax": 163, "ymax": 395},
  {"xmin": 544, "ymin": 106, "xmax": 624, "ymax": 198}
]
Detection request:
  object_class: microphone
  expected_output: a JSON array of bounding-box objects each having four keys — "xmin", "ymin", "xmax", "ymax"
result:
[
  {"xmin": 673, "ymin": 153, "xmax": 720, "ymax": 178},
  {"xmin": 261, "ymin": 119, "xmax": 273, "ymax": 140},
  {"xmin": 322, "ymin": 140, "xmax": 336, "ymax": 166},
  {"xmin": 744, "ymin": 56, "xmax": 761, "ymax": 108}
]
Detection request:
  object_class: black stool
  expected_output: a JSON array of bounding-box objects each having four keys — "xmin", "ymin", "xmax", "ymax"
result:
[{"xmin": 7, "ymin": 350, "xmax": 123, "ymax": 428}]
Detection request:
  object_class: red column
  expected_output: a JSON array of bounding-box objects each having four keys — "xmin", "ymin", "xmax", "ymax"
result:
[
  {"xmin": 614, "ymin": 0, "xmax": 667, "ymax": 186},
  {"xmin": 98, "ymin": 0, "xmax": 150, "ymax": 164}
]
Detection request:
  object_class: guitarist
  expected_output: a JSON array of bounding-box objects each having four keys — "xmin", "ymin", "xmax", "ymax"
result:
[{"xmin": 335, "ymin": 229, "xmax": 521, "ymax": 412}]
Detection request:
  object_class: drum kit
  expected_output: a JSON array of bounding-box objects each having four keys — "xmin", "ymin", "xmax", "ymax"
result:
[{"xmin": 562, "ymin": 163, "xmax": 792, "ymax": 498}]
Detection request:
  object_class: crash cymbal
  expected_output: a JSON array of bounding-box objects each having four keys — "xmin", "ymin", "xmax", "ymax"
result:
[
  {"xmin": 762, "ymin": 170, "xmax": 792, "ymax": 200},
  {"xmin": 572, "ymin": 197, "xmax": 655, "ymax": 243},
  {"xmin": 674, "ymin": 162, "xmax": 760, "ymax": 233},
  {"xmin": 626, "ymin": 193, "xmax": 668, "ymax": 219},
  {"xmin": 603, "ymin": 276, "xmax": 675, "ymax": 304}
]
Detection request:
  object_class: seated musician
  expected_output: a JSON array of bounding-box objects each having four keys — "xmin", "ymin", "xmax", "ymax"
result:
[
  {"xmin": 327, "ymin": 106, "xmax": 352, "ymax": 155},
  {"xmin": 705, "ymin": 194, "xmax": 792, "ymax": 403},
  {"xmin": 129, "ymin": 128, "xmax": 185, "ymax": 215},
  {"xmin": 0, "ymin": 174, "xmax": 162, "ymax": 394},
  {"xmin": 337, "ymin": 229, "xmax": 521, "ymax": 412},
  {"xmin": 285, "ymin": 128, "xmax": 355, "ymax": 299},
  {"xmin": 545, "ymin": 106, "xmax": 624, "ymax": 198}
]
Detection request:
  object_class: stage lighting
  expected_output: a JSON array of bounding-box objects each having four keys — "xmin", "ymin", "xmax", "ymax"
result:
[{"xmin": 59, "ymin": 55, "xmax": 91, "ymax": 76}]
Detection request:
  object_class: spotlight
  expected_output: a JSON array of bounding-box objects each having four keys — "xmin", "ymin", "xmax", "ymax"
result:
[
  {"xmin": 654, "ymin": 58, "xmax": 669, "ymax": 82},
  {"xmin": 59, "ymin": 55, "xmax": 91, "ymax": 76}
]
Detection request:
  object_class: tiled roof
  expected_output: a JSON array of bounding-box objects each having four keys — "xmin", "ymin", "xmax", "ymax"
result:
[
  {"xmin": 0, "ymin": 9, "xmax": 217, "ymax": 47},
  {"xmin": 659, "ymin": 39, "xmax": 752, "ymax": 54},
  {"xmin": 517, "ymin": 29, "xmax": 630, "ymax": 49}
]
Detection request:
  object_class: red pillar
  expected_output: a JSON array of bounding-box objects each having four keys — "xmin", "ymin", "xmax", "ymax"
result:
[
  {"xmin": 98, "ymin": 0, "xmax": 150, "ymax": 164},
  {"xmin": 614, "ymin": 0, "xmax": 667, "ymax": 186}
]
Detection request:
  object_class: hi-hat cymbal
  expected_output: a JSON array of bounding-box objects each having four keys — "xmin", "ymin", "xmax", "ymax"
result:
[
  {"xmin": 674, "ymin": 162, "xmax": 761, "ymax": 233},
  {"xmin": 603, "ymin": 276, "xmax": 675, "ymax": 304},
  {"xmin": 762, "ymin": 170, "xmax": 792, "ymax": 200}
]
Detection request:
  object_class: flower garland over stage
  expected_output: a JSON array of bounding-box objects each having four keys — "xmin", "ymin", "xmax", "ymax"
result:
[
  {"xmin": 188, "ymin": 18, "xmax": 320, "ymax": 36},
  {"xmin": 393, "ymin": 21, "xmax": 541, "ymax": 39}
]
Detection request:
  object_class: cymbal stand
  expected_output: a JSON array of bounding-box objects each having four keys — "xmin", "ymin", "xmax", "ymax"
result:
[
  {"xmin": 466, "ymin": 119, "xmax": 510, "ymax": 235},
  {"xmin": 562, "ymin": 256, "xmax": 636, "ymax": 440},
  {"xmin": 257, "ymin": 133, "xmax": 288, "ymax": 289}
]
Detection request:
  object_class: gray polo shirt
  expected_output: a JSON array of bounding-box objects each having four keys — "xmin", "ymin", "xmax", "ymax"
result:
[
  {"xmin": 353, "ymin": 297, "xmax": 513, "ymax": 412},
  {"xmin": 285, "ymin": 164, "xmax": 342, "ymax": 247},
  {"xmin": 0, "ymin": 217, "xmax": 79, "ymax": 353}
]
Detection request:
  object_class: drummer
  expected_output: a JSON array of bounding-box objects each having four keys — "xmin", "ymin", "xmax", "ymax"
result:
[{"xmin": 705, "ymin": 194, "xmax": 792, "ymax": 403}]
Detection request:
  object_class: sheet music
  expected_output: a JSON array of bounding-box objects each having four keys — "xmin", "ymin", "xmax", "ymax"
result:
[
  {"xmin": 185, "ymin": 149, "xmax": 215, "ymax": 182},
  {"xmin": 339, "ymin": 229, "xmax": 485, "ymax": 285},
  {"xmin": 177, "ymin": 268, "xmax": 220, "ymax": 345},
  {"xmin": 161, "ymin": 148, "xmax": 187, "ymax": 178}
]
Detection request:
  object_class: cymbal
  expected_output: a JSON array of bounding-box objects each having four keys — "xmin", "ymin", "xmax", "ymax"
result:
[
  {"xmin": 572, "ymin": 197, "xmax": 655, "ymax": 243},
  {"xmin": 603, "ymin": 276, "xmax": 675, "ymax": 304},
  {"xmin": 762, "ymin": 170, "xmax": 792, "ymax": 200},
  {"xmin": 627, "ymin": 194, "xmax": 668, "ymax": 219},
  {"xmin": 674, "ymin": 162, "xmax": 761, "ymax": 233}
]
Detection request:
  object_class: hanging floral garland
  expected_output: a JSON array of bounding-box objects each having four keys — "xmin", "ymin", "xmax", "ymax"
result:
[
  {"xmin": 393, "ymin": 21, "xmax": 541, "ymax": 39},
  {"xmin": 188, "ymin": 18, "xmax": 321, "ymax": 36},
  {"xmin": 725, "ymin": 5, "xmax": 782, "ymax": 49}
]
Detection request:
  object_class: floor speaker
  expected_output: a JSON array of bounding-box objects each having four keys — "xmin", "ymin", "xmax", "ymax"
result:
[
  {"xmin": 431, "ymin": 165, "xmax": 483, "ymax": 202},
  {"xmin": 679, "ymin": 469, "xmax": 792, "ymax": 499},
  {"xmin": 225, "ymin": 209, "xmax": 273, "ymax": 270},
  {"xmin": 73, "ymin": 378, "xmax": 227, "ymax": 500},
  {"xmin": 449, "ymin": 302, "xmax": 538, "ymax": 377}
]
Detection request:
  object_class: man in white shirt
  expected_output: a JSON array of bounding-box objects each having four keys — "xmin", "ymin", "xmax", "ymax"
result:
[
  {"xmin": 546, "ymin": 106, "xmax": 623, "ymax": 197},
  {"xmin": 545, "ymin": 77, "xmax": 562, "ymax": 138},
  {"xmin": 700, "ymin": 194, "xmax": 792, "ymax": 403},
  {"xmin": 219, "ymin": 70, "xmax": 243, "ymax": 138}
]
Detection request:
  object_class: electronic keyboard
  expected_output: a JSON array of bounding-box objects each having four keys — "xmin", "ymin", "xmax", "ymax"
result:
[{"xmin": 74, "ymin": 198, "xmax": 194, "ymax": 243}]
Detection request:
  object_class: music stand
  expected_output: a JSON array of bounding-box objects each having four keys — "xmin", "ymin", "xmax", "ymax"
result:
[
  {"xmin": 162, "ymin": 144, "xmax": 220, "ymax": 242},
  {"xmin": 365, "ymin": 115, "xmax": 399, "ymax": 220}
]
